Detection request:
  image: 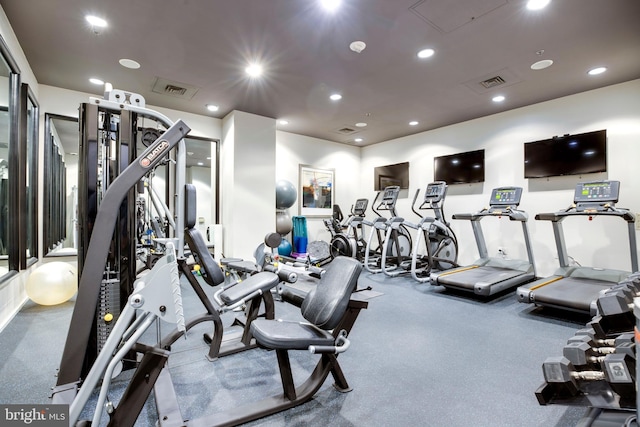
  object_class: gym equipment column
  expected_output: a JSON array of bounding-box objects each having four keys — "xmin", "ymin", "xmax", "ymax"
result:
[{"xmin": 77, "ymin": 103, "xmax": 138, "ymax": 376}]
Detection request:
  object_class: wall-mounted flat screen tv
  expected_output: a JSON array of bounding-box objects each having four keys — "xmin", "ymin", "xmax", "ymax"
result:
[
  {"xmin": 374, "ymin": 162, "xmax": 409, "ymax": 191},
  {"xmin": 524, "ymin": 129, "xmax": 607, "ymax": 179},
  {"xmin": 434, "ymin": 149, "xmax": 485, "ymax": 184}
]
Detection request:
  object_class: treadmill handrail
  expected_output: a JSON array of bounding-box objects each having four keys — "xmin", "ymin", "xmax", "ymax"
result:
[
  {"xmin": 453, "ymin": 207, "xmax": 529, "ymax": 222},
  {"xmin": 535, "ymin": 208, "xmax": 635, "ymax": 222}
]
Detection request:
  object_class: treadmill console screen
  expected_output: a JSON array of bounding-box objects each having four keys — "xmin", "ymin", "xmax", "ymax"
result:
[
  {"xmin": 574, "ymin": 180, "xmax": 619, "ymax": 204},
  {"xmin": 353, "ymin": 198, "xmax": 368, "ymax": 215},
  {"xmin": 424, "ymin": 181, "xmax": 447, "ymax": 202},
  {"xmin": 490, "ymin": 187, "xmax": 523, "ymax": 206}
]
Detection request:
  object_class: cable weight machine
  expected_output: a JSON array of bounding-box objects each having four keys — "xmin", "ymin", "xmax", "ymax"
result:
[{"xmin": 53, "ymin": 88, "xmax": 188, "ymax": 403}]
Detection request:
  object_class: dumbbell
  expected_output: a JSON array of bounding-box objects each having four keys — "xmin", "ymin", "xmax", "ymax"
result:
[
  {"xmin": 567, "ymin": 331, "xmax": 634, "ymax": 348},
  {"xmin": 563, "ymin": 338, "xmax": 635, "ymax": 368},
  {"xmin": 543, "ymin": 354, "xmax": 635, "ymax": 398},
  {"xmin": 597, "ymin": 288, "xmax": 635, "ymax": 316},
  {"xmin": 588, "ymin": 314, "xmax": 636, "ymax": 340}
]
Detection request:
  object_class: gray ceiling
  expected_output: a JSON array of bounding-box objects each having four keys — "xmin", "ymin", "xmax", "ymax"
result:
[{"xmin": 2, "ymin": 0, "xmax": 640, "ymax": 147}]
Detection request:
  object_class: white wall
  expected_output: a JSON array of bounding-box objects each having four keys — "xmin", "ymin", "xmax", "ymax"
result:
[
  {"xmin": 221, "ymin": 111, "xmax": 276, "ymax": 259},
  {"xmin": 276, "ymin": 132, "xmax": 361, "ymax": 244},
  {"xmin": 361, "ymin": 79, "xmax": 640, "ymax": 278}
]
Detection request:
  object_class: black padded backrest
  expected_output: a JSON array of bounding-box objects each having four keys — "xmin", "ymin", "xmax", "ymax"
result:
[
  {"xmin": 184, "ymin": 229, "xmax": 225, "ymax": 286},
  {"xmin": 185, "ymin": 184, "xmax": 197, "ymax": 229},
  {"xmin": 301, "ymin": 256, "xmax": 361, "ymax": 330},
  {"xmin": 183, "ymin": 184, "xmax": 225, "ymax": 286}
]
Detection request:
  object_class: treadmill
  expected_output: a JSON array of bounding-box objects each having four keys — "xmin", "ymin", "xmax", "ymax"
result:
[
  {"xmin": 517, "ymin": 180, "xmax": 638, "ymax": 315},
  {"xmin": 430, "ymin": 187, "xmax": 536, "ymax": 296}
]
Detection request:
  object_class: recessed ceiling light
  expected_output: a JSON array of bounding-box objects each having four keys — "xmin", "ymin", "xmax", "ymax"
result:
[
  {"xmin": 492, "ymin": 95, "xmax": 506, "ymax": 103},
  {"xmin": 320, "ymin": 0, "xmax": 341, "ymax": 12},
  {"xmin": 354, "ymin": 138, "xmax": 363, "ymax": 143},
  {"xmin": 330, "ymin": 93, "xmax": 342, "ymax": 101},
  {"xmin": 355, "ymin": 122, "xmax": 367, "ymax": 127},
  {"xmin": 119, "ymin": 58, "xmax": 140, "ymax": 69},
  {"xmin": 197, "ymin": 162, "xmax": 204, "ymax": 166},
  {"xmin": 526, "ymin": 0, "xmax": 551, "ymax": 11},
  {"xmin": 206, "ymin": 157, "xmax": 212, "ymax": 160},
  {"xmin": 85, "ymin": 15, "xmax": 107, "ymax": 27},
  {"xmin": 531, "ymin": 59, "xmax": 553, "ymax": 70},
  {"xmin": 187, "ymin": 151, "xmax": 194, "ymax": 156},
  {"xmin": 278, "ymin": 120, "xmax": 289, "ymax": 125},
  {"xmin": 245, "ymin": 63, "xmax": 263, "ymax": 78},
  {"xmin": 206, "ymin": 104, "xmax": 219, "ymax": 112},
  {"xmin": 409, "ymin": 121, "xmax": 419, "ymax": 126},
  {"xmin": 588, "ymin": 67, "xmax": 607, "ymax": 76},
  {"xmin": 417, "ymin": 48, "xmax": 435, "ymax": 59},
  {"xmin": 349, "ymin": 41, "xmax": 366, "ymax": 53},
  {"xmin": 89, "ymin": 78, "xmax": 104, "ymax": 85}
]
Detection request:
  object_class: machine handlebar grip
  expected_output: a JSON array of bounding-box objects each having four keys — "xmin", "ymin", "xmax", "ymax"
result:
[
  {"xmin": 262, "ymin": 264, "xmax": 298, "ymax": 283},
  {"xmin": 279, "ymin": 286, "xmax": 306, "ymax": 307}
]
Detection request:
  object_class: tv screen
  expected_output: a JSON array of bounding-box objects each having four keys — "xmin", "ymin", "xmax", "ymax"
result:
[
  {"xmin": 524, "ymin": 130, "xmax": 607, "ymax": 179},
  {"xmin": 434, "ymin": 149, "xmax": 485, "ymax": 184},
  {"xmin": 374, "ymin": 162, "xmax": 409, "ymax": 191}
]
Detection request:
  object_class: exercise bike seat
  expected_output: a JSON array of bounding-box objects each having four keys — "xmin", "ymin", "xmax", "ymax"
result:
[{"xmin": 219, "ymin": 272, "xmax": 279, "ymax": 306}]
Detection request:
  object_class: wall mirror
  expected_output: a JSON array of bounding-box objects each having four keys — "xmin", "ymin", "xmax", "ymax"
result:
[
  {"xmin": 21, "ymin": 84, "xmax": 38, "ymax": 266},
  {"xmin": 44, "ymin": 113, "xmax": 78, "ymax": 256},
  {"xmin": 0, "ymin": 35, "xmax": 20, "ymax": 280},
  {"xmin": 136, "ymin": 124, "xmax": 218, "ymax": 244},
  {"xmin": 0, "ymin": 103, "xmax": 9, "ymax": 276}
]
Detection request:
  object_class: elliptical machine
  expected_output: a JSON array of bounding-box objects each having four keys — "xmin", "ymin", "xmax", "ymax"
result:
[
  {"xmin": 364, "ymin": 186, "xmax": 411, "ymax": 274},
  {"xmin": 404, "ymin": 182, "xmax": 458, "ymax": 282},
  {"xmin": 327, "ymin": 198, "xmax": 369, "ymax": 261}
]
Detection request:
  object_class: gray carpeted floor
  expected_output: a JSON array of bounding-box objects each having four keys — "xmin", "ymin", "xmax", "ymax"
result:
[{"xmin": 0, "ymin": 269, "xmax": 594, "ymax": 426}]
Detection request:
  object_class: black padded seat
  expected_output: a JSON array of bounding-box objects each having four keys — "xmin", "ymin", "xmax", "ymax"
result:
[
  {"xmin": 220, "ymin": 257, "xmax": 243, "ymax": 266},
  {"xmin": 251, "ymin": 256, "xmax": 361, "ymax": 350},
  {"xmin": 226, "ymin": 260, "xmax": 259, "ymax": 275},
  {"xmin": 219, "ymin": 272, "xmax": 279, "ymax": 306},
  {"xmin": 250, "ymin": 320, "xmax": 334, "ymax": 350}
]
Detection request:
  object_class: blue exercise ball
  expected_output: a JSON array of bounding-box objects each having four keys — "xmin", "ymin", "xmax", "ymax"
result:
[
  {"xmin": 276, "ymin": 180, "xmax": 297, "ymax": 209},
  {"xmin": 278, "ymin": 238, "xmax": 293, "ymax": 256}
]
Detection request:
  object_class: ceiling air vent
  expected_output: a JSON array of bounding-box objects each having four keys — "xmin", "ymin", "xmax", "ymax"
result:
[
  {"xmin": 164, "ymin": 84, "xmax": 188, "ymax": 96},
  {"xmin": 337, "ymin": 127, "xmax": 356, "ymax": 134},
  {"xmin": 152, "ymin": 77, "xmax": 199, "ymax": 100},
  {"xmin": 480, "ymin": 76, "xmax": 506, "ymax": 89}
]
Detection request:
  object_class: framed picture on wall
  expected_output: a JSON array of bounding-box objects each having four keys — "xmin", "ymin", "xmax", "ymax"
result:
[{"xmin": 299, "ymin": 164, "xmax": 334, "ymax": 217}]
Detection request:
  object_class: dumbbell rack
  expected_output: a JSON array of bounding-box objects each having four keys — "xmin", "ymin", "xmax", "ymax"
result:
[{"xmin": 535, "ymin": 273, "xmax": 640, "ymax": 425}]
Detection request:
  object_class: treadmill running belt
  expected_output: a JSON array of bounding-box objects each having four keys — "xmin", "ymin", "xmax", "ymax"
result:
[
  {"xmin": 530, "ymin": 276, "xmax": 614, "ymax": 312},
  {"xmin": 438, "ymin": 266, "xmax": 525, "ymax": 290}
]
